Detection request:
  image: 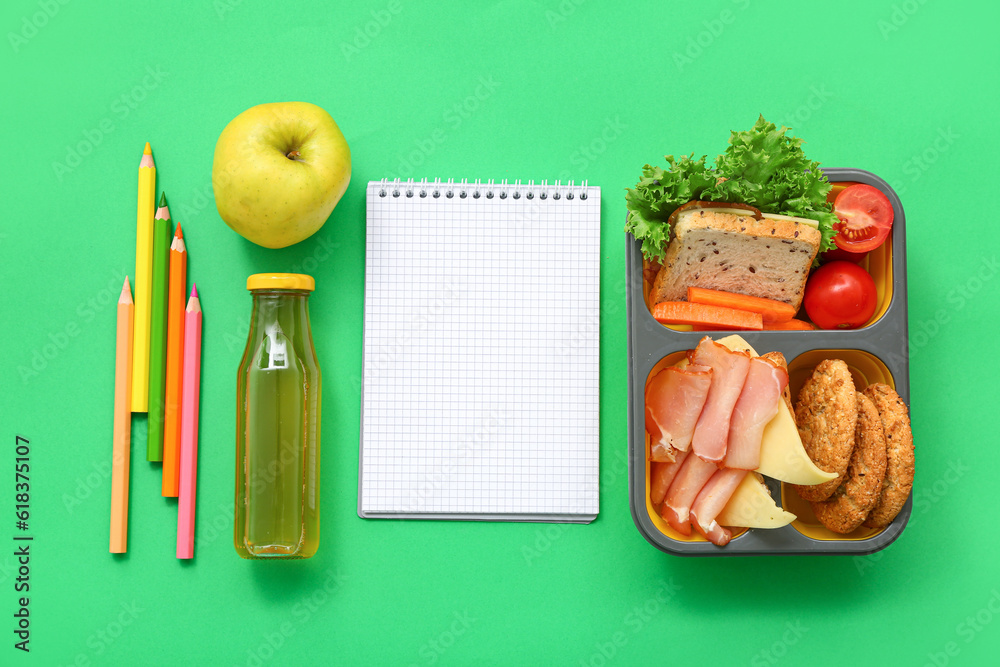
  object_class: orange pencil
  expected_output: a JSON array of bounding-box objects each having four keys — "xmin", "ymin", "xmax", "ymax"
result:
[
  {"xmin": 162, "ymin": 225, "xmax": 187, "ymax": 497},
  {"xmin": 111, "ymin": 278, "xmax": 134, "ymax": 553}
]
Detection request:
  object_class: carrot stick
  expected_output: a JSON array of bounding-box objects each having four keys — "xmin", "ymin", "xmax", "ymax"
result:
[
  {"xmin": 686, "ymin": 287, "xmax": 797, "ymax": 324},
  {"xmin": 652, "ymin": 301, "xmax": 763, "ymax": 330},
  {"xmin": 689, "ymin": 324, "xmax": 762, "ymax": 332},
  {"xmin": 763, "ymin": 318, "xmax": 816, "ymax": 331}
]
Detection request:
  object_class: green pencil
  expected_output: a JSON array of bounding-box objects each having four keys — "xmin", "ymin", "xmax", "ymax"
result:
[{"xmin": 147, "ymin": 193, "xmax": 172, "ymax": 461}]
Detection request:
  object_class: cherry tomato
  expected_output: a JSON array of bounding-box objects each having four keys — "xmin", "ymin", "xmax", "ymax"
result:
[
  {"xmin": 803, "ymin": 261, "xmax": 877, "ymax": 329},
  {"xmin": 832, "ymin": 184, "xmax": 893, "ymax": 253}
]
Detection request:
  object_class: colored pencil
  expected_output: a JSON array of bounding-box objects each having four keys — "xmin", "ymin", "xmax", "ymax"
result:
[
  {"xmin": 162, "ymin": 224, "xmax": 186, "ymax": 496},
  {"xmin": 110, "ymin": 278, "xmax": 134, "ymax": 554},
  {"xmin": 131, "ymin": 142, "xmax": 155, "ymax": 412},
  {"xmin": 177, "ymin": 286, "xmax": 202, "ymax": 559},
  {"xmin": 147, "ymin": 194, "xmax": 171, "ymax": 461}
]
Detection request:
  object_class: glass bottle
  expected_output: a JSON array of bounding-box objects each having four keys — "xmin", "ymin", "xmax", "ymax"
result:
[{"xmin": 235, "ymin": 273, "xmax": 321, "ymax": 559}]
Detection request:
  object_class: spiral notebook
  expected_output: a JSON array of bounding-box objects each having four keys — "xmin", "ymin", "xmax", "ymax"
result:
[{"xmin": 359, "ymin": 179, "xmax": 601, "ymax": 522}]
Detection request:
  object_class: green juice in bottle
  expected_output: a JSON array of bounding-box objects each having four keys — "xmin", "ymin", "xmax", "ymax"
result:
[{"xmin": 235, "ymin": 274, "xmax": 321, "ymax": 559}]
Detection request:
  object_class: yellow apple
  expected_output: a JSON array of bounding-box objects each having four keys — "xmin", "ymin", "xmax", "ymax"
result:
[{"xmin": 212, "ymin": 101, "xmax": 351, "ymax": 249}]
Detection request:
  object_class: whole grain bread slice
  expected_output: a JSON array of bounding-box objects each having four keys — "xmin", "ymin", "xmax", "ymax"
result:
[{"xmin": 650, "ymin": 210, "xmax": 822, "ymax": 310}]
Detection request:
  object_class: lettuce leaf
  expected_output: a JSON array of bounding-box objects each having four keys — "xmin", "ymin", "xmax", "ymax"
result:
[
  {"xmin": 625, "ymin": 116, "xmax": 837, "ymax": 264},
  {"xmin": 624, "ymin": 154, "xmax": 715, "ymax": 261}
]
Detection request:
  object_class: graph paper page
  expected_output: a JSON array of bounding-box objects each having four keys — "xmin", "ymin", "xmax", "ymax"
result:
[{"xmin": 360, "ymin": 181, "xmax": 600, "ymax": 521}]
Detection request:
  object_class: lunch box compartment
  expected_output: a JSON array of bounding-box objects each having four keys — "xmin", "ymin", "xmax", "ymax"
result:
[
  {"xmin": 781, "ymin": 348, "xmax": 903, "ymax": 543},
  {"xmin": 641, "ymin": 351, "xmax": 750, "ymax": 544},
  {"xmin": 627, "ymin": 168, "xmax": 910, "ymax": 556},
  {"xmin": 642, "ymin": 176, "xmax": 902, "ymax": 332}
]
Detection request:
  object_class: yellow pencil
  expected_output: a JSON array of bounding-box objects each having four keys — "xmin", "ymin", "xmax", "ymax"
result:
[
  {"xmin": 111, "ymin": 277, "xmax": 134, "ymax": 553},
  {"xmin": 131, "ymin": 142, "xmax": 155, "ymax": 412}
]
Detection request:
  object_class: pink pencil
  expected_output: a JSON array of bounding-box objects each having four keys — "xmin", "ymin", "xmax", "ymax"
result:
[{"xmin": 177, "ymin": 285, "xmax": 202, "ymax": 559}]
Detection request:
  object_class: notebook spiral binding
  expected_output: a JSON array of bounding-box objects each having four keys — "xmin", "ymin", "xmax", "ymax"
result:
[{"xmin": 377, "ymin": 178, "xmax": 590, "ymax": 201}]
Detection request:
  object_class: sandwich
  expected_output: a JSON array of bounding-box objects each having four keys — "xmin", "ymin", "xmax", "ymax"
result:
[
  {"xmin": 626, "ymin": 117, "xmax": 838, "ymax": 310},
  {"xmin": 650, "ymin": 202, "xmax": 822, "ymax": 309}
]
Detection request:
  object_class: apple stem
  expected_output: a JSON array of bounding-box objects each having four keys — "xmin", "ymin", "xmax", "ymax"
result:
[{"xmin": 286, "ymin": 150, "xmax": 301, "ymax": 160}]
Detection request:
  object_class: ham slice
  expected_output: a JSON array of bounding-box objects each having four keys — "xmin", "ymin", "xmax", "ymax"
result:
[
  {"xmin": 645, "ymin": 365, "xmax": 713, "ymax": 461},
  {"xmin": 688, "ymin": 337, "xmax": 752, "ymax": 463},
  {"xmin": 724, "ymin": 356, "xmax": 789, "ymax": 470},
  {"xmin": 690, "ymin": 468, "xmax": 748, "ymax": 547},
  {"xmin": 650, "ymin": 450, "xmax": 690, "ymax": 506},
  {"xmin": 644, "ymin": 406, "xmax": 663, "ymax": 448},
  {"xmin": 661, "ymin": 453, "xmax": 718, "ymax": 536}
]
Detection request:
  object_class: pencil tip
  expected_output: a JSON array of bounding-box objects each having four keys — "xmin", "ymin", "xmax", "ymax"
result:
[
  {"xmin": 191, "ymin": 284, "xmax": 198, "ymax": 298},
  {"xmin": 159, "ymin": 193, "xmax": 167, "ymax": 207},
  {"xmin": 140, "ymin": 144, "xmax": 155, "ymax": 168},
  {"xmin": 124, "ymin": 276, "xmax": 131, "ymax": 290},
  {"xmin": 175, "ymin": 224, "xmax": 183, "ymax": 239}
]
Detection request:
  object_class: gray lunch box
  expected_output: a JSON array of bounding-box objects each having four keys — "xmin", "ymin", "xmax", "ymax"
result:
[{"xmin": 626, "ymin": 168, "xmax": 910, "ymax": 556}]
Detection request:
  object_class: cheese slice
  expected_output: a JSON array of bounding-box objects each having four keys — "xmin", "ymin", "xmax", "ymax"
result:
[
  {"xmin": 676, "ymin": 207, "xmax": 763, "ymax": 226},
  {"xmin": 760, "ymin": 212, "xmax": 821, "ymax": 229},
  {"xmin": 713, "ymin": 335, "xmax": 838, "ymax": 486},
  {"xmin": 715, "ymin": 334, "xmax": 756, "ymax": 355},
  {"xmin": 717, "ymin": 472, "xmax": 796, "ymax": 529},
  {"xmin": 756, "ymin": 400, "xmax": 838, "ymax": 484}
]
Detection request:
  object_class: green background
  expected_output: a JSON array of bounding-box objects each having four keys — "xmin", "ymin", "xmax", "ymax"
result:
[{"xmin": 2, "ymin": 0, "xmax": 998, "ymax": 665}]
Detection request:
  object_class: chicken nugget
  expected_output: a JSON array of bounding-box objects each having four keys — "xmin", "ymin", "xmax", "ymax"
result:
[
  {"xmin": 811, "ymin": 392, "xmax": 888, "ymax": 534},
  {"xmin": 862, "ymin": 383, "xmax": 915, "ymax": 529},
  {"xmin": 792, "ymin": 359, "xmax": 857, "ymax": 502}
]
